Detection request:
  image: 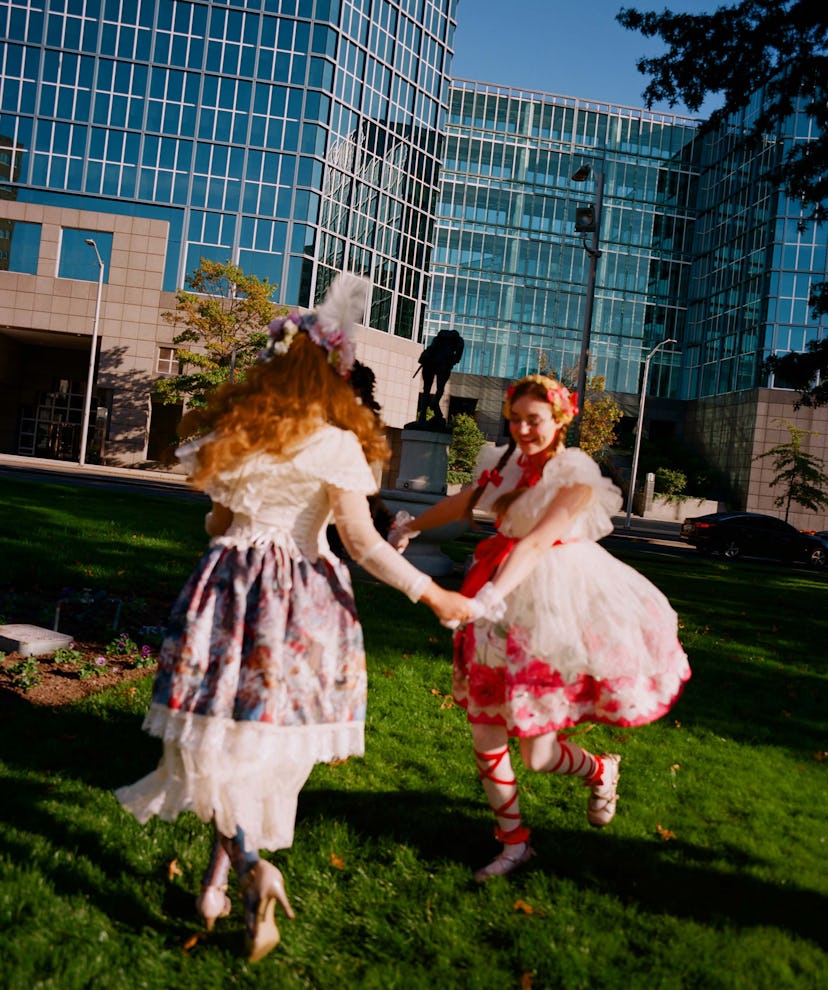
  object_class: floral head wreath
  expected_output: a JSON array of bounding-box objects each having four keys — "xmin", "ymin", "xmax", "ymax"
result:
[
  {"xmin": 503, "ymin": 374, "xmax": 579, "ymax": 425},
  {"xmin": 259, "ymin": 272, "xmax": 367, "ymax": 377}
]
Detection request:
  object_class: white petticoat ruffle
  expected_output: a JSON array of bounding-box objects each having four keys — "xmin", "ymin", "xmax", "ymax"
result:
[
  {"xmin": 115, "ymin": 705, "xmax": 364, "ymax": 851},
  {"xmin": 503, "ymin": 540, "xmax": 685, "ymax": 683}
]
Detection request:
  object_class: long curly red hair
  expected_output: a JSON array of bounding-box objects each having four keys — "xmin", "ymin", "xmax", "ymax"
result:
[{"xmin": 179, "ymin": 332, "xmax": 389, "ymax": 488}]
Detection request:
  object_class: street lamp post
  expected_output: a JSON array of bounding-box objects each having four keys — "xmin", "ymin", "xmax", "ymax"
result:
[
  {"xmin": 570, "ymin": 164, "xmax": 604, "ymax": 446},
  {"xmin": 79, "ymin": 238, "xmax": 104, "ymax": 466},
  {"xmin": 624, "ymin": 338, "xmax": 677, "ymax": 529}
]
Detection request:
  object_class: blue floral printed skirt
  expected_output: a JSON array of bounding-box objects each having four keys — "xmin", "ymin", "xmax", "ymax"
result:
[{"xmin": 116, "ymin": 539, "xmax": 367, "ymax": 849}]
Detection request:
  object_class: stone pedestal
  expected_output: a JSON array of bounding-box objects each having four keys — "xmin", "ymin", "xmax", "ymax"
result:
[
  {"xmin": 383, "ymin": 428, "xmax": 467, "ymax": 577},
  {"xmin": 395, "ymin": 428, "xmax": 450, "ymax": 495}
]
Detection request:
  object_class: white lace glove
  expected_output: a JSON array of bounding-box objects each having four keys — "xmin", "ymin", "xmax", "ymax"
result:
[
  {"xmin": 330, "ymin": 490, "xmax": 430, "ymax": 602},
  {"xmin": 387, "ymin": 510, "xmax": 420, "ymax": 552},
  {"xmin": 443, "ymin": 582, "xmax": 507, "ymax": 630}
]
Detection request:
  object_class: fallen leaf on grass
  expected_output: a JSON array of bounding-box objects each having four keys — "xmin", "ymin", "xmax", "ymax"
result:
[
  {"xmin": 439, "ymin": 697, "xmax": 455, "ymax": 709},
  {"xmin": 382, "ymin": 669, "xmax": 393, "ymax": 677},
  {"xmin": 514, "ymin": 899, "xmax": 544, "ymax": 916},
  {"xmin": 183, "ymin": 933, "xmax": 204, "ymax": 952},
  {"xmin": 168, "ymin": 859, "xmax": 183, "ymax": 880},
  {"xmin": 656, "ymin": 824, "xmax": 676, "ymax": 842},
  {"xmin": 430, "ymin": 688, "xmax": 442, "ymax": 696},
  {"xmin": 330, "ymin": 852, "xmax": 345, "ymax": 870},
  {"xmin": 521, "ymin": 974, "xmax": 534, "ymax": 989},
  {"xmin": 814, "ymin": 752, "xmax": 828, "ymax": 763}
]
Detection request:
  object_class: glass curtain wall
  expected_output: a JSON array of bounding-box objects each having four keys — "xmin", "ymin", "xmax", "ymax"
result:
[
  {"xmin": 426, "ymin": 81, "xmax": 699, "ymax": 397},
  {"xmin": 684, "ymin": 84, "xmax": 828, "ymax": 399},
  {"xmin": 0, "ymin": 0, "xmax": 457, "ymax": 335}
]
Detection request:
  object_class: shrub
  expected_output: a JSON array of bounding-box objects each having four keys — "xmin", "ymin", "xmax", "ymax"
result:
[
  {"xmin": 655, "ymin": 467, "xmax": 688, "ymax": 501},
  {"xmin": 447, "ymin": 413, "xmax": 485, "ymax": 486}
]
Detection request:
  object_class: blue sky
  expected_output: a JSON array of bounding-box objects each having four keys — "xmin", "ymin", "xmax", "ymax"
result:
[{"xmin": 450, "ymin": 0, "xmax": 723, "ymax": 119}]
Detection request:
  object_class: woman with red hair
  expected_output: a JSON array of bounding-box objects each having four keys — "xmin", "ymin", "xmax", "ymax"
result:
[{"xmin": 117, "ymin": 274, "xmax": 471, "ymax": 959}]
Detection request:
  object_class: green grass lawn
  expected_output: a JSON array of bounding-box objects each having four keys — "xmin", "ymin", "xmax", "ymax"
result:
[{"xmin": 0, "ymin": 477, "xmax": 826, "ymax": 989}]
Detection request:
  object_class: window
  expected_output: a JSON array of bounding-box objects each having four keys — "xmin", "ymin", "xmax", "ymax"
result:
[
  {"xmin": 58, "ymin": 229, "xmax": 112, "ymax": 281},
  {"xmin": 156, "ymin": 346, "xmax": 179, "ymax": 375},
  {"xmin": 0, "ymin": 219, "xmax": 41, "ymax": 274}
]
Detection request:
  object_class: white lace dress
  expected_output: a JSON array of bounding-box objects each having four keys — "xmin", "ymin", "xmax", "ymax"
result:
[
  {"xmin": 116, "ymin": 426, "xmax": 377, "ymax": 850},
  {"xmin": 454, "ymin": 444, "xmax": 691, "ymax": 735}
]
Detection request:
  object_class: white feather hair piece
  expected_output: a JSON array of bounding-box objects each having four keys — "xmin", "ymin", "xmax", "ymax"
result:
[
  {"xmin": 316, "ymin": 272, "xmax": 368, "ymax": 336},
  {"xmin": 308, "ymin": 272, "xmax": 368, "ymax": 376}
]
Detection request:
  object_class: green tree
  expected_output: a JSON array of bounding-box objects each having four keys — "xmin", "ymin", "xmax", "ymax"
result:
[
  {"xmin": 753, "ymin": 420, "xmax": 828, "ymax": 521},
  {"xmin": 578, "ymin": 374, "xmax": 624, "ymax": 460},
  {"xmin": 619, "ymin": 1, "xmax": 828, "ymax": 407},
  {"xmin": 617, "ymin": 2, "xmax": 827, "ymax": 228},
  {"xmin": 154, "ymin": 259, "xmax": 281, "ymax": 408},
  {"xmin": 536, "ymin": 357, "xmax": 624, "ymax": 460},
  {"xmin": 447, "ymin": 413, "xmax": 486, "ymax": 485}
]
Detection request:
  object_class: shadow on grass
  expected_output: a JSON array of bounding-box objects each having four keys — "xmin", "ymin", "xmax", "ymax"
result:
[{"xmin": 1, "ymin": 692, "xmax": 825, "ymax": 954}]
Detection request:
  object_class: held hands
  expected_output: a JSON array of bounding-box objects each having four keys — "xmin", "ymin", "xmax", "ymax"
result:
[
  {"xmin": 421, "ymin": 586, "xmax": 476, "ymax": 628},
  {"xmin": 441, "ymin": 582, "xmax": 507, "ymax": 630}
]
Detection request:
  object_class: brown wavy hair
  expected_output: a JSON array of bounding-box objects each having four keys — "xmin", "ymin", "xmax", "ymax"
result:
[
  {"xmin": 179, "ymin": 332, "xmax": 389, "ymax": 489},
  {"xmin": 466, "ymin": 377, "xmax": 569, "ymax": 520}
]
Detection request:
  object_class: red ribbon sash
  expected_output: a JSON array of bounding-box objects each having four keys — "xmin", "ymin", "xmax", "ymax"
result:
[{"xmin": 461, "ymin": 533, "xmax": 517, "ymax": 598}]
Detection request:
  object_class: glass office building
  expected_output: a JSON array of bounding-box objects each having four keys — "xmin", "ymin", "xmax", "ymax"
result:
[
  {"xmin": 685, "ymin": 85, "xmax": 828, "ymax": 400},
  {"xmin": 0, "ymin": 0, "xmax": 457, "ymax": 336},
  {"xmin": 425, "ymin": 80, "xmax": 700, "ymax": 398},
  {"xmin": 0, "ymin": 0, "xmax": 456, "ymax": 463}
]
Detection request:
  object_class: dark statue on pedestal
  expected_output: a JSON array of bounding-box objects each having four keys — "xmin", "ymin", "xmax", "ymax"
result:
[{"xmin": 409, "ymin": 327, "xmax": 465, "ymax": 430}]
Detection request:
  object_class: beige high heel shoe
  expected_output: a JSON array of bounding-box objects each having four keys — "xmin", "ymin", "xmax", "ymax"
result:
[
  {"xmin": 240, "ymin": 860, "xmax": 295, "ymax": 962},
  {"xmin": 195, "ymin": 883, "xmax": 232, "ymax": 931}
]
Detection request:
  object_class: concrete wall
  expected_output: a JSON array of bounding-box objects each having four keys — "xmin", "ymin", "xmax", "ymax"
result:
[
  {"xmin": 685, "ymin": 389, "xmax": 828, "ymax": 531},
  {"xmin": 0, "ymin": 202, "xmax": 423, "ymax": 468},
  {"xmin": 0, "ymin": 201, "xmax": 172, "ymax": 465}
]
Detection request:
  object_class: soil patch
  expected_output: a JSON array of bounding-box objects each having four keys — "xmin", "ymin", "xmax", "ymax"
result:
[
  {"xmin": 0, "ymin": 645, "xmax": 155, "ymax": 707},
  {"xmin": 0, "ymin": 588, "xmax": 168, "ymax": 707}
]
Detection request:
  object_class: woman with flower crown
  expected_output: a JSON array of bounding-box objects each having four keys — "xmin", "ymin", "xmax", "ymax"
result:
[
  {"xmin": 389, "ymin": 374, "xmax": 690, "ymax": 882},
  {"xmin": 116, "ymin": 274, "xmax": 473, "ymax": 960}
]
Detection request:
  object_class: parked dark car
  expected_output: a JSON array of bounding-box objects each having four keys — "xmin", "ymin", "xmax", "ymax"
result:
[{"xmin": 680, "ymin": 511, "xmax": 827, "ymax": 568}]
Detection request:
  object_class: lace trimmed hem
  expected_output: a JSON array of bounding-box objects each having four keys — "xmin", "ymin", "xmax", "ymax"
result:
[{"xmin": 116, "ymin": 706, "xmax": 365, "ymax": 850}]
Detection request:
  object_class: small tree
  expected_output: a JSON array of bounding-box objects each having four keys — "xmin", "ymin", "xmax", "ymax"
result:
[
  {"xmin": 534, "ymin": 357, "xmax": 623, "ymax": 461},
  {"xmin": 154, "ymin": 259, "xmax": 281, "ymax": 408},
  {"xmin": 578, "ymin": 374, "xmax": 624, "ymax": 461},
  {"xmin": 447, "ymin": 413, "xmax": 486, "ymax": 486},
  {"xmin": 754, "ymin": 420, "xmax": 828, "ymax": 521}
]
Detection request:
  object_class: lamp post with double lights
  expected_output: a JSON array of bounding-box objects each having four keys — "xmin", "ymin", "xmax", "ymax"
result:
[
  {"xmin": 79, "ymin": 238, "xmax": 104, "ymax": 466},
  {"xmin": 624, "ymin": 338, "xmax": 678, "ymax": 529},
  {"xmin": 570, "ymin": 163, "xmax": 604, "ymax": 446}
]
